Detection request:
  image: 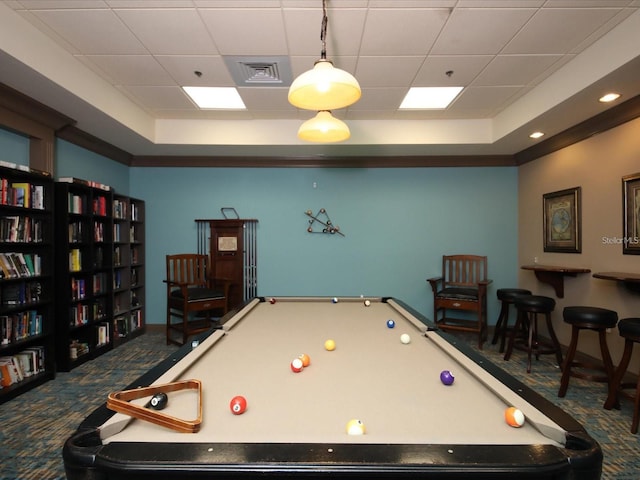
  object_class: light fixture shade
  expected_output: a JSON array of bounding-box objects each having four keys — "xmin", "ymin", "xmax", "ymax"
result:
[
  {"xmin": 297, "ymin": 111, "xmax": 350, "ymax": 143},
  {"xmin": 289, "ymin": 60, "xmax": 361, "ymax": 111}
]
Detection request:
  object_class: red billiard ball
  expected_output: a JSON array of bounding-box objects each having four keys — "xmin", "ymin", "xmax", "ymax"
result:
[
  {"xmin": 230, "ymin": 395, "xmax": 247, "ymax": 415},
  {"xmin": 440, "ymin": 370, "xmax": 455, "ymax": 386},
  {"xmin": 269, "ymin": 298, "xmax": 276, "ymax": 304},
  {"xmin": 290, "ymin": 357, "xmax": 304, "ymax": 372}
]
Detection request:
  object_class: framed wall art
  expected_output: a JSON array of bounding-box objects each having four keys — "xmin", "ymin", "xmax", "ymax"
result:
[
  {"xmin": 623, "ymin": 172, "xmax": 640, "ymax": 255},
  {"xmin": 543, "ymin": 187, "xmax": 581, "ymax": 253}
]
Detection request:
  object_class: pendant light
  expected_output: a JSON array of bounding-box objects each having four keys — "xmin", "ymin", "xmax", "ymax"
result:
[
  {"xmin": 288, "ymin": 0, "xmax": 361, "ymax": 111},
  {"xmin": 297, "ymin": 111, "xmax": 350, "ymax": 143}
]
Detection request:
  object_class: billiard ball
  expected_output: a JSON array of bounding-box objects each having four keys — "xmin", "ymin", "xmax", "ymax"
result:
[
  {"xmin": 440, "ymin": 370, "xmax": 455, "ymax": 385},
  {"xmin": 332, "ymin": 297, "xmax": 338, "ymax": 303},
  {"xmin": 149, "ymin": 392, "xmax": 168, "ymax": 410},
  {"xmin": 324, "ymin": 339, "xmax": 336, "ymax": 351},
  {"xmin": 230, "ymin": 395, "xmax": 247, "ymax": 415},
  {"xmin": 346, "ymin": 419, "xmax": 365, "ymax": 435},
  {"xmin": 269, "ymin": 297, "xmax": 276, "ymax": 304},
  {"xmin": 364, "ymin": 299, "xmax": 371, "ymax": 307},
  {"xmin": 290, "ymin": 357, "xmax": 304, "ymax": 372},
  {"xmin": 400, "ymin": 333, "xmax": 411, "ymax": 344},
  {"xmin": 386, "ymin": 319, "xmax": 395, "ymax": 328},
  {"xmin": 298, "ymin": 353, "xmax": 311, "ymax": 367},
  {"xmin": 504, "ymin": 407, "xmax": 525, "ymax": 427}
]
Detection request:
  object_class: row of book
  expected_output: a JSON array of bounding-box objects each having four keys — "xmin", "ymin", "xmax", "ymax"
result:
[
  {"xmin": 58, "ymin": 176, "xmax": 111, "ymax": 191},
  {"xmin": 0, "ymin": 346, "xmax": 46, "ymax": 388},
  {"xmin": 1, "ymin": 310, "xmax": 43, "ymax": 345},
  {"xmin": 1, "ymin": 281, "xmax": 42, "ymax": 306},
  {"xmin": 0, "ymin": 215, "xmax": 44, "ymax": 243},
  {"xmin": 0, "ymin": 252, "xmax": 41, "ymax": 279},
  {"xmin": 69, "ymin": 300, "xmax": 107, "ymax": 328},
  {"xmin": 67, "ymin": 193, "xmax": 86, "ymax": 214},
  {"xmin": 0, "ymin": 179, "xmax": 45, "ymax": 210},
  {"xmin": 113, "ymin": 199, "xmax": 128, "ymax": 219},
  {"xmin": 114, "ymin": 313, "xmax": 142, "ymax": 338}
]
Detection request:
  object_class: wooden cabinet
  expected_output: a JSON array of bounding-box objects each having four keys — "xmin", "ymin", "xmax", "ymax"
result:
[
  {"xmin": 54, "ymin": 179, "xmax": 114, "ymax": 371},
  {"xmin": 0, "ymin": 165, "xmax": 56, "ymax": 403},
  {"xmin": 112, "ymin": 194, "xmax": 145, "ymax": 346},
  {"xmin": 196, "ymin": 219, "xmax": 258, "ymax": 310}
]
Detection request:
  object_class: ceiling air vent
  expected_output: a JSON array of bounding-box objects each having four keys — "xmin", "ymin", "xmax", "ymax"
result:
[{"xmin": 224, "ymin": 56, "xmax": 293, "ymax": 87}]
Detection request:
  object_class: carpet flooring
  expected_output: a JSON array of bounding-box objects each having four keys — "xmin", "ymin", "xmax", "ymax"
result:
[{"xmin": 1, "ymin": 330, "xmax": 639, "ymax": 479}]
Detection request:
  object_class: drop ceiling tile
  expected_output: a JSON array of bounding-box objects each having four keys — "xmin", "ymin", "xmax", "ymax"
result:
[
  {"xmin": 199, "ymin": 8, "xmax": 288, "ymax": 56},
  {"xmin": 236, "ymin": 87, "xmax": 293, "ymax": 111},
  {"xmin": 119, "ymin": 85, "xmax": 195, "ymax": 110},
  {"xmin": 360, "ymin": 8, "xmax": 450, "ymax": 55},
  {"xmin": 451, "ymin": 85, "xmax": 522, "ymax": 113},
  {"xmin": 283, "ymin": 7, "xmax": 366, "ymax": 57},
  {"xmin": 155, "ymin": 55, "xmax": 234, "ymax": 86},
  {"xmin": 473, "ymin": 55, "xmax": 564, "ymax": 86},
  {"xmin": 81, "ymin": 55, "xmax": 176, "ymax": 85},
  {"xmin": 503, "ymin": 7, "xmax": 623, "ymax": 54},
  {"xmin": 29, "ymin": 8, "xmax": 147, "ymax": 54},
  {"xmin": 431, "ymin": 7, "xmax": 537, "ymax": 55},
  {"xmin": 413, "ymin": 55, "xmax": 493, "ymax": 86},
  {"xmin": 355, "ymin": 56, "xmax": 425, "ymax": 88},
  {"xmin": 114, "ymin": 8, "xmax": 219, "ymax": 55}
]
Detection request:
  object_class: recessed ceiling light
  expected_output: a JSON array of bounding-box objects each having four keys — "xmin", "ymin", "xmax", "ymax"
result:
[
  {"xmin": 182, "ymin": 86, "xmax": 246, "ymax": 109},
  {"xmin": 399, "ymin": 87, "xmax": 464, "ymax": 109},
  {"xmin": 529, "ymin": 131, "xmax": 544, "ymax": 139},
  {"xmin": 599, "ymin": 92, "xmax": 621, "ymax": 103}
]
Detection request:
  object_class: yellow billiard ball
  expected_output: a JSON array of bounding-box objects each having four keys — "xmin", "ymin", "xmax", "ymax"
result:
[{"xmin": 324, "ymin": 339, "xmax": 336, "ymax": 351}]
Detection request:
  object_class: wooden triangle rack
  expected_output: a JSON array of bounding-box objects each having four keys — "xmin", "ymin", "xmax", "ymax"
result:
[{"xmin": 107, "ymin": 379, "xmax": 202, "ymax": 433}]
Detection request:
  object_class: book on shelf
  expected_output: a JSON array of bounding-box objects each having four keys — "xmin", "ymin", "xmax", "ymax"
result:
[
  {"xmin": 10, "ymin": 183, "xmax": 30, "ymax": 208},
  {"xmin": 69, "ymin": 248, "xmax": 82, "ymax": 272},
  {"xmin": 67, "ymin": 193, "xmax": 85, "ymax": 214},
  {"xmin": 97, "ymin": 322, "xmax": 110, "ymax": 346}
]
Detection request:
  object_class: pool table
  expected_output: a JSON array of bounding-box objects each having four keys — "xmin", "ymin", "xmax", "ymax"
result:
[{"xmin": 63, "ymin": 297, "xmax": 602, "ymax": 479}]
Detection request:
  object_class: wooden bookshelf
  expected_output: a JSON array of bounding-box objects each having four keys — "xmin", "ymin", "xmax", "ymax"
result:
[
  {"xmin": 112, "ymin": 194, "xmax": 145, "ymax": 345},
  {"xmin": 54, "ymin": 179, "xmax": 114, "ymax": 371},
  {"xmin": 0, "ymin": 164, "xmax": 56, "ymax": 404}
]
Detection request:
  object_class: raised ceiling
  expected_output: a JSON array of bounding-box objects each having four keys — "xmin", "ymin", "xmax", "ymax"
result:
[{"xmin": 1, "ymin": 0, "xmax": 639, "ymax": 159}]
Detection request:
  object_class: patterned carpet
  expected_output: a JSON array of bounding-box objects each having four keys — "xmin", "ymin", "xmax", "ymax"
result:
[{"xmin": 1, "ymin": 330, "xmax": 639, "ymax": 479}]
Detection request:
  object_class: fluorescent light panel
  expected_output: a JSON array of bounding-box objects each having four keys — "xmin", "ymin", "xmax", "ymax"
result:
[
  {"xmin": 399, "ymin": 87, "xmax": 464, "ymax": 109},
  {"xmin": 183, "ymin": 86, "xmax": 246, "ymax": 109}
]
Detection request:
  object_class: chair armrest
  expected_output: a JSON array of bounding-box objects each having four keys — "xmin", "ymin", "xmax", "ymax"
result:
[{"xmin": 427, "ymin": 276, "xmax": 443, "ymax": 293}]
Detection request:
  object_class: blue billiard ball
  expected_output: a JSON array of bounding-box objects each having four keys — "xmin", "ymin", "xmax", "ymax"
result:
[
  {"xmin": 386, "ymin": 319, "xmax": 395, "ymax": 328},
  {"xmin": 440, "ymin": 370, "xmax": 455, "ymax": 386}
]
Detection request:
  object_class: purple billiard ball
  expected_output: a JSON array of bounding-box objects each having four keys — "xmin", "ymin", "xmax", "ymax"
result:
[
  {"xmin": 440, "ymin": 370, "xmax": 455, "ymax": 386},
  {"xmin": 386, "ymin": 319, "xmax": 395, "ymax": 328}
]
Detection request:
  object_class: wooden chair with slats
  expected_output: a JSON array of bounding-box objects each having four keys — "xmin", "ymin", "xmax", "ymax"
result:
[
  {"xmin": 165, "ymin": 253, "xmax": 230, "ymax": 346},
  {"xmin": 427, "ymin": 255, "xmax": 492, "ymax": 349}
]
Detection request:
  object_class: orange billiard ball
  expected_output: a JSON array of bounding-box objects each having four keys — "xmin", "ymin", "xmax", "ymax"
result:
[
  {"xmin": 298, "ymin": 353, "xmax": 311, "ymax": 367},
  {"xmin": 504, "ymin": 407, "xmax": 525, "ymax": 428}
]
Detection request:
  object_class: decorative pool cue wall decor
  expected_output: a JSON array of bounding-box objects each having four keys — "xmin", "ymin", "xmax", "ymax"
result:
[{"xmin": 305, "ymin": 209, "xmax": 344, "ymax": 236}]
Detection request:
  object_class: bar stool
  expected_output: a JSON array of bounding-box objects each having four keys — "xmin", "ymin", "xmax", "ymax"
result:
[
  {"xmin": 504, "ymin": 295, "xmax": 563, "ymax": 373},
  {"xmin": 491, "ymin": 288, "xmax": 532, "ymax": 353},
  {"xmin": 558, "ymin": 306, "xmax": 617, "ymax": 398},
  {"xmin": 604, "ymin": 318, "xmax": 640, "ymax": 433}
]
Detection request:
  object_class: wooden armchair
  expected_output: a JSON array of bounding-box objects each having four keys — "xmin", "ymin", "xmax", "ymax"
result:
[
  {"xmin": 165, "ymin": 254, "xmax": 230, "ymax": 346},
  {"xmin": 427, "ymin": 255, "xmax": 492, "ymax": 349}
]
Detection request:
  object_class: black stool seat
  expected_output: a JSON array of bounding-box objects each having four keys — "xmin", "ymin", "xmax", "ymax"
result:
[
  {"xmin": 563, "ymin": 306, "xmax": 618, "ymax": 329},
  {"xmin": 497, "ymin": 288, "xmax": 533, "ymax": 301},
  {"xmin": 504, "ymin": 295, "xmax": 563, "ymax": 373},
  {"xmin": 558, "ymin": 306, "xmax": 617, "ymax": 399},
  {"xmin": 492, "ymin": 289, "xmax": 532, "ymax": 353},
  {"xmin": 604, "ymin": 318, "xmax": 640, "ymax": 433}
]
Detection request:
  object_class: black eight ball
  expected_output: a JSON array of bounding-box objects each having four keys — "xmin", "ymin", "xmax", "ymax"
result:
[{"xmin": 150, "ymin": 392, "xmax": 168, "ymax": 410}]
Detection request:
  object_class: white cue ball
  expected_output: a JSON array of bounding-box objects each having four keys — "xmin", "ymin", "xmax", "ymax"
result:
[{"xmin": 400, "ymin": 333, "xmax": 411, "ymax": 344}]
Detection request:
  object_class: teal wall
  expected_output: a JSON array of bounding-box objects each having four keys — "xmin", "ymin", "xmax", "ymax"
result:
[
  {"xmin": 56, "ymin": 140, "xmax": 130, "ymax": 194},
  {"xmin": 131, "ymin": 166, "xmax": 518, "ymax": 325},
  {"xmin": 0, "ymin": 128, "xmax": 29, "ymax": 167},
  {"xmin": 0, "ymin": 127, "xmax": 519, "ymax": 329}
]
